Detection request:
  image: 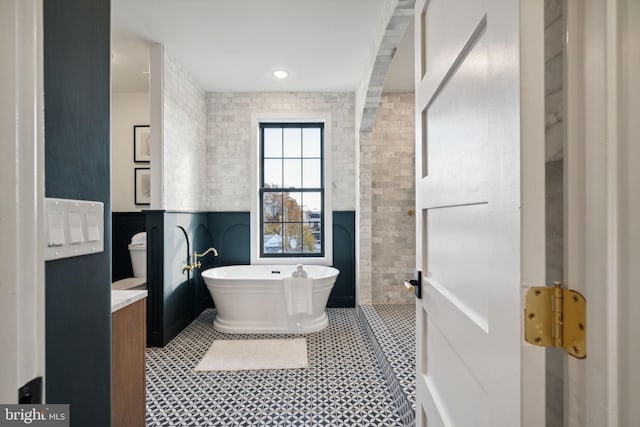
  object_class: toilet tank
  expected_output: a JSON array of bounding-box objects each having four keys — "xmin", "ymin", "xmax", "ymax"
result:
[{"xmin": 128, "ymin": 232, "xmax": 146, "ymax": 278}]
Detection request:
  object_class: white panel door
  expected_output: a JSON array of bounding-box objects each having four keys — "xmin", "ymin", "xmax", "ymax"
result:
[
  {"xmin": 0, "ymin": 0, "xmax": 45, "ymax": 402},
  {"xmin": 413, "ymin": 0, "xmax": 545, "ymax": 425}
]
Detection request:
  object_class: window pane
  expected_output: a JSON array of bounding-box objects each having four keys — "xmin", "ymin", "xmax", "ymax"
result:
[
  {"xmin": 284, "ymin": 192, "xmax": 302, "ymax": 222},
  {"xmin": 283, "ymin": 159, "xmax": 301, "ymax": 188},
  {"xmin": 263, "ymin": 159, "xmax": 282, "ymax": 188},
  {"xmin": 302, "ymin": 159, "xmax": 321, "ymax": 188},
  {"xmin": 260, "ymin": 122, "xmax": 324, "ymax": 258},
  {"xmin": 303, "ymin": 128, "xmax": 321, "ymax": 157},
  {"xmin": 302, "ymin": 192, "xmax": 322, "ymax": 220},
  {"xmin": 264, "ymin": 128, "xmax": 282, "ymax": 157},
  {"xmin": 283, "ymin": 128, "xmax": 302, "ymax": 157},
  {"xmin": 263, "ymin": 192, "xmax": 283, "ymax": 222},
  {"xmin": 303, "ymin": 223, "xmax": 322, "ymax": 254},
  {"xmin": 284, "ymin": 223, "xmax": 303, "ymax": 254},
  {"xmin": 263, "ymin": 223, "xmax": 282, "ymax": 254}
]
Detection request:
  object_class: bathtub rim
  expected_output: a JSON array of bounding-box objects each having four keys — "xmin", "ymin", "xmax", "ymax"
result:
[{"xmin": 201, "ymin": 264, "xmax": 340, "ymax": 282}]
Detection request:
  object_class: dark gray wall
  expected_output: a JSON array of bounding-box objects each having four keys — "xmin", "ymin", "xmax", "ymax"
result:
[
  {"xmin": 207, "ymin": 212, "xmax": 251, "ymax": 267},
  {"xmin": 329, "ymin": 211, "xmax": 356, "ymax": 307},
  {"xmin": 112, "ymin": 212, "xmax": 146, "ymax": 281},
  {"xmin": 146, "ymin": 211, "xmax": 164, "ymax": 346},
  {"xmin": 43, "ymin": 1, "xmax": 111, "ymax": 426}
]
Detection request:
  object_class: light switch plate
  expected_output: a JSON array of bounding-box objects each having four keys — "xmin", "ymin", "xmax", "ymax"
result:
[{"xmin": 45, "ymin": 198, "xmax": 104, "ymax": 261}]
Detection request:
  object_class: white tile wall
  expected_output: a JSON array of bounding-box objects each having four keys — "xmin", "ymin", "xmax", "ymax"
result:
[
  {"xmin": 545, "ymin": 0, "xmax": 563, "ymax": 25},
  {"xmin": 205, "ymin": 92, "xmax": 355, "ymax": 211},
  {"xmin": 371, "ymin": 94, "xmax": 415, "ymax": 305},
  {"xmin": 545, "ymin": 0, "xmax": 564, "ymax": 163},
  {"xmin": 544, "ymin": 1, "xmax": 564, "ymax": 426},
  {"xmin": 545, "ymin": 16, "xmax": 564, "ymax": 61},
  {"xmin": 358, "ymin": 131, "xmax": 374, "ymax": 304},
  {"xmin": 360, "ymin": 93, "xmax": 416, "ymax": 305},
  {"xmin": 162, "ymin": 52, "xmax": 207, "ymax": 211}
]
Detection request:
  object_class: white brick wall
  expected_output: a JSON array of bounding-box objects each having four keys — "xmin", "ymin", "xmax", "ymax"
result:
[
  {"xmin": 544, "ymin": 1, "xmax": 564, "ymax": 426},
  {"xmin": 371, "ymin": 93, "xmax": 415, "ymax": 304},
  {"xmin": 205, "ymin": 92, "xmax": 355, "ymax": 211},
  {"xmin": 359, "ymin": 93, "xmax": 416, "ymax": 304},
  {"xmin": 357, "ymin": 131, "xmax": 373, "ymax": 304},
  {"xmin": 545, "ymin": 0, "xmax": 563, "ymax": 162},
  {"xmin": 162, "ymin": 52, "xmax": 207, "ymax": 211}
]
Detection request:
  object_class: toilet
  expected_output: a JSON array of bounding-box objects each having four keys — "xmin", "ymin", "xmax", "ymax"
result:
[{"xmin": 112, "ymin": 232, "xmax": 147, "ymax": 290}]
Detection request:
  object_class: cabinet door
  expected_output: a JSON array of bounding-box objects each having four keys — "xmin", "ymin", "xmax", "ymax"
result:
[{"xmin": 112, "ymin": 299, "xmax": 146, "ymax": 427}]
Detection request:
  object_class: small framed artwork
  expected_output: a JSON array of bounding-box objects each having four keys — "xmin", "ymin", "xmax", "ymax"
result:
[
  {"xmin": 134, "ymin": 168, "xmax": 151, "ymax": 205},
  {"xmin": 133, "ymin": 125, "xmax": 151, "ymax": 162}
]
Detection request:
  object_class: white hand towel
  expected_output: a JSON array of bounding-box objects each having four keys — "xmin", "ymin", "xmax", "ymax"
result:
[{"xmin": 283, "ymin": 266, "xmax": 313, "ymax": 315}]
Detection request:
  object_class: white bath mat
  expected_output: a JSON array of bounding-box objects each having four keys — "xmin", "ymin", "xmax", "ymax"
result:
[{"xmin": 194, "ymin": 338, "xmax": 308, "ymax": 372}]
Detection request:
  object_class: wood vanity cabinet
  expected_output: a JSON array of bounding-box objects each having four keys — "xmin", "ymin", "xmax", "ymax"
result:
[{"xmin": 112, "ymin": 297, "xmax": 146, "ymax": 427}]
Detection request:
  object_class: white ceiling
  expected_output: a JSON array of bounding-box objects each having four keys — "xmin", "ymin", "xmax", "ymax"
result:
[{"xmin": 111, "ymin": 0, "xmax": 414, "ymax": 94}]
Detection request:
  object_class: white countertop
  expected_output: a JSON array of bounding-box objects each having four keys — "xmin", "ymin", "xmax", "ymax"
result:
[
  {"xmin": 112, "ymin": 277, "xmax": 146, "ymax": 290},
  {"xmin": 111, "ymin": 289, "xmax": 147, "ymax": 313}
]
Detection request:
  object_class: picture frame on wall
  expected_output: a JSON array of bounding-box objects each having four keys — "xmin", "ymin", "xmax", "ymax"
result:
[
  {"xmin": 133, "ymin": 125, "xmax": 151, "ymax": 162},
  {"xmin": 134, "ymin": 167, "xmax": 151, "ymax": 205}
]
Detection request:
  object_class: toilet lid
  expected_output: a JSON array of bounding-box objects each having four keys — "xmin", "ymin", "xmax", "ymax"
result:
[{"xmin": 129, "ymin": 232, "xmax": 146, "ymax": 248}]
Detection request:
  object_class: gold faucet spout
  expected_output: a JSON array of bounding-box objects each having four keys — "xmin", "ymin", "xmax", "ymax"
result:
[{"xmin": 194, "ymin": 247, "xmax": 218, "ymax": 258}]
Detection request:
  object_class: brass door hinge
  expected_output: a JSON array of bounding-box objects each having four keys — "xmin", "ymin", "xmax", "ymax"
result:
[{"xmin": 524, "ymin": 282, "xmax": 586, "ymax": 359}]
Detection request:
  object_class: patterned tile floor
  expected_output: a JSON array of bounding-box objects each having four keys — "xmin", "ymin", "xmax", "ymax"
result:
[
  {"xmin": 146, "ymin": 308, "xmax": 405, "ymax": 426},
  {"xmin": 359, "ymin": 305, "xmax": 416, "ymax": 415}
]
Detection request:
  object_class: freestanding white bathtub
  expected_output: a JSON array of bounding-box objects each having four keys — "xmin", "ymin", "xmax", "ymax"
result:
[{"xmin": 201, "ymin": 265, "xmax": 339, "ymax": 334}]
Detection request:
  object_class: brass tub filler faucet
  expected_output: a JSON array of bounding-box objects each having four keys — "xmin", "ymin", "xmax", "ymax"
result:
[{"xmin": 183, "ymin": 247, "xmax": 218, "ymax": 272}]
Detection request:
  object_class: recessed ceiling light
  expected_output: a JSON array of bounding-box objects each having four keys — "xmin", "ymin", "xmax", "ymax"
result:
[{"xmin": 273, "ymin": 70, "xmax": 289, "ymax": 79}]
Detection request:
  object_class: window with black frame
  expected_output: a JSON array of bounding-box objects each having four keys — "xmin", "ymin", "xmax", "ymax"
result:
[{"xmin": 260, "ymin": 122, "xmax": 324, "ymax": 257}]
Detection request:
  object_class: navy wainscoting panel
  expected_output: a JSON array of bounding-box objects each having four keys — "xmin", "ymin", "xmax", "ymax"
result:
[
  {"xmin": 207, "ymin": 212, "xmax": 251, "ymax": 267},
  {"xmin": 205, "ymin": 212, "xmax": 355, "ymax": 308},
  {"xmin": 146, "ymin": 211, "xmax": 165, "ymax": 347},
  {"xmin": 330, "ymin": 212, "xmax": 356, "ymax": 308},
  {"xmin": 163, "ymin": 212, "xmax": 211, "ymax": 343},
  {"xmin": 192, "ymin": 220, "xmax": 217, "ymax": 313},
  {"xmin": 112, "ymin": 212, "xmax": 146, "ymax": 281},
  {"xmin": 146, "ymin": 211, "xmax": 212, "ymax": 347},
  {"xmin": 43, "ymin": 0, "xmax": 112, "ymax": 425}
]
